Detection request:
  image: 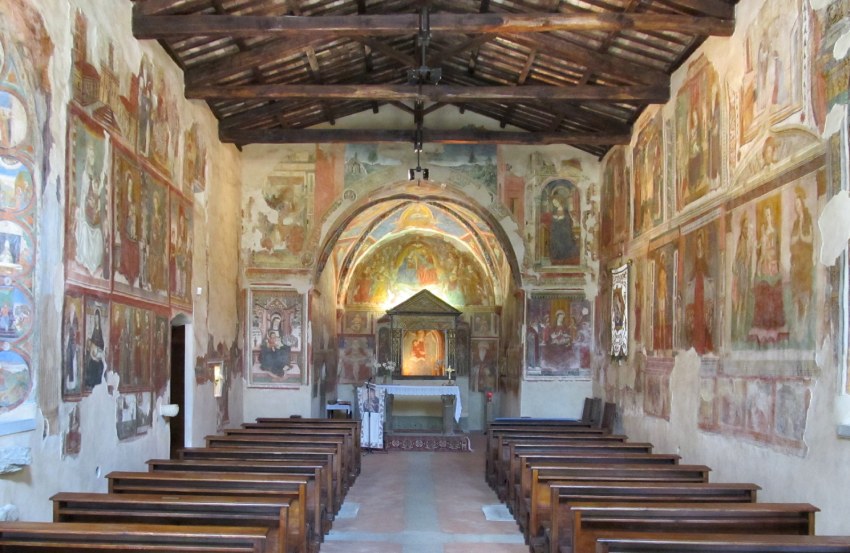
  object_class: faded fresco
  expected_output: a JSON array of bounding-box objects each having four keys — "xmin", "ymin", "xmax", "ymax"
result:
[
  {"xmin": 644, "ymin": 358, "xmax": 672, "ymax": 420},
  {"xmin": 62, "ymin": 293, "xmax": 85, "ymax": 398},
  {"xmin": 170, "ymin": 193, "xmax": 192, "ymax": 307},
  {"xmin": 111, "ymin": 302, "xmax": 150, "ymax": 392},
  {"xmin": 650, "ymin": 242, "xmax": 677, "ymax": 353},
  {"xmin": 675, "ymin": 56, "xmax": 723, "ymax": 210},
  {"xmin": 345, "ymin": 233, "xmax": 492, "ymax": 308},
  {"xmin": 0, "ymin": 29, "xmax": 40, "ymax": 427},
  {"xmin": 738, "ymin": 0, "xmax": 804, "ymax": 148},
  {"xmin": 248, "ymin": 288, "xmax": 304, "ymax": 386},
  {"xmin": 337, "ymin": 335, "xmax": 375, "ymax": 384},
  {"xmin": 246, "ymin": 150, "xmax": 315, "ymax": 268},
  {"xmin": 116, "ymin": 391, "xmax": 152, "ymax": 440},
  {"xmin": 182, "ymin": 122, "xmax": 206, "ymax": 195},
  {"xmin": 633, "ymin": 111, "xmax": 664, "ymax": 236},
  {"xmin": 537, "ymin": 179, "xmax": 581, "ymax": 266},
  {"xmin": 728, "ymin": 173, "xmax": 819, "ymax": 352},
  {"xmin": 600, "ymin": 148, "xmax": 628, "ymax": 251},
  {"xmin": 471, "ymin": 338, "xmax": 498, "ymax": 392},
  {"xmin": 344, "ymin": 142, "xmax": 497, "ymax": 192},
  {"xmin": 525, "ymin": 294, "xmax": 592, "ymax": 379},
  {"xmin": 681, "ymin": 220, "xmax": 721, "ymax": 355}
]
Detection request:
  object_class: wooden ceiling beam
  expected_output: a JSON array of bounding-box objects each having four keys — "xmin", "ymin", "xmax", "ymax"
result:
[
  {"xmin": 220, "ymin": 127, "xmax": 632, "ymax": 146},
  {"xmin": 187, "ymin": 83, "xmax": 669, "ymax": 103},
  {"xmin": 133, "ymin": 12, "xmax": 735, "ymax": 39}
]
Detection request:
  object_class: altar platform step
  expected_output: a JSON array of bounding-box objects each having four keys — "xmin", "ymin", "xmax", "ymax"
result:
[{"xmin": 385, "ymin": 431, "xmax": 472, "ymax": 452}]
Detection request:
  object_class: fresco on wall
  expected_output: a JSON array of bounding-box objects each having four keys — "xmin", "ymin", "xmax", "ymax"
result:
[
  {"xmin": 182, "ymin": 123, "xmax": 206, "ymax": 195},
  {"xmin": 471, "ymin": 338, "xmax": 497, "ymax": 392},
  {"xmin": 0, "ymin": 156, "xmax": 34, "ymax": 212},
  {"xmin": 337, "ymin": 335, "xmax": 375, "ymax": 384},
  {"xmin": 342, "ymin": 310, "xmax": 372, "ymax": 335},
  {"xmin": 248, "ymin": 288, "xmax": 304, "ymax": 386},
  {"xmin": 403, "ymin": 329, "xmax": 446, "ymax": 376},
  {"xmin": 111, "ymin": 303, "xmax": 149, "ymax": 392},
  {"xmin": 525, "ymin": 294, "xmax": 592, "ymax": 379},
  {"xmin": 83, "ymin": 296, "xmax": 109, "ymax": 393},
  {"xmin": 116, "ymin": 391, "xmax": 152, "ymax": 440},
  {"xmin": 728, "ymin": 172, "xmax": 818, "ymax": 351},
  {"xmin": 537, "ymin": 179, "xmax": 581, "ymax": 266},
  {"xmin": 601, "ymin": 148, "xmax": 628, "ymax": 251},
  {"xmin": 247, "ymin": 151, "xmax": 315, "ymax": 268},
  {"xmin": 63, "ymin": 405, "xmax": 82, "ymax": 458},
  {"xmin": 675, "ymin": 56, "xmax": 723, "ymax": 210},
  {"xmin": 170, "ymin": 193, "xmax": 192, "ymax": 307},
  {"xmin": 681, "ymin": 220, "xmax": 720, "ymax": 355},
  {"xmin": 0, "ymin": 349, "xmax": 31, "ymax": 412},
  {"xmin": 112, "ymin": 147, "xmax": 142, "ymax": 289},
  {"xmin": 633, "ymin": 111, "xmax": 664, "ymax": 236},
  {"xmin": 739, "ymin": 0, "xmax": 803, "ymax": 147},
  {"xmin": 0, "ymin": 90, "xmax": 28, "ymax": 148},
  {"xmin": 66, "ymin": 112, "xmax": 111, "ymax": 287},
  {"xmin": 471, "ymin": 311, "xmax": 497, "ymax": 337},
  {"xmin": 62, "ymin": 293, "xmax": 84, "ymax": 399},
  {"xmin": 650, "ymin": 242, "xmax": 676, "ymax": 353},
  {"xmin": 344, "ymin": 142, "xmax": 497, "ymax": 192},
  {"xmin": 610, "ymin": 263, "xmax": 629, "ymax": 358},
  {"xmin": 346, "ymin": 233, "xmax": 491, "ymax": 308},
  {"xmin": 152, "ymin": 315, "xmax": 169, "ymax": 395},
  {"xmin": 644, "ymin": 358, "xmax": 672, "ymax": 420}
]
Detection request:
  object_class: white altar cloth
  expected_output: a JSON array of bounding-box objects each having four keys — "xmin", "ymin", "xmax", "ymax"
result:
[{"xmin": 378, "ymin": 384, "xmax": 462, "ymax": 422}]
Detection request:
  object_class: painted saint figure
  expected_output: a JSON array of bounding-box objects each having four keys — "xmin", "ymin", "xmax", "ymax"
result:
[
  {"xmin": 789, "ymin": 187, "xmax": 813, "ymax": 342},
  {"xmin": 689, "ymin": 230, "xmax": 713, "ymax": 354},
  {"xmin": 543, "ymin": 186, "xmax": 579, "ymax": 265},
  {"xmin": 76, "ymin": 141, "xmax": 108, "ymax": 276},
  {"xmin": 749, "ymin": 204, "xmax": 787, "ymax": 344},
  {"xmin": 732, "ymin": 213, "xmax": 754, "ymax": 341},
  {"xmin": 260, "ymin": 330, "xmax": 290, "ymax": 376},
  {"xmin": 84, "ymin": 308, "xmax": 105, "ymax": 390}
]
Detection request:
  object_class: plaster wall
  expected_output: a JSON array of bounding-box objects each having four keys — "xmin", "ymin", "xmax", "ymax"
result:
[
  {"xmin": 520, "ymin": 380, "xmax": 591, "ymax": 419},
  {"xmin": 596, "ymin": 0, "xmax": 850, "ymax": 534},
  {"xmin": 0, "ymin": 0, "xmax": 242, "ymax": 521}
]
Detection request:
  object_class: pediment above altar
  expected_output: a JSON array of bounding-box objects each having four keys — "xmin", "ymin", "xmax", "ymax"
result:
[{"xmin": 387, "ymin": 290, "xmax": 461, "ymax": 316}]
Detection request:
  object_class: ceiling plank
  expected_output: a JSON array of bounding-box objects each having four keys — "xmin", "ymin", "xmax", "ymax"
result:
[
  {"xmin": 133, "ymin": 13, "xmax": 735, "ymax": 39},
  {"xmin": 220, "ymin": 127, "xmax": 632, "ymax": 146},
  {"xmin": 186, "ymin": 83, "xmax": 670, "ymax": 103}
]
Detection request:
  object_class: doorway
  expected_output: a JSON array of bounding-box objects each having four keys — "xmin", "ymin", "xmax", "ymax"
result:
[{"xmin": 169, "ymin": 324, "xmax": 186, "ymax": 458}]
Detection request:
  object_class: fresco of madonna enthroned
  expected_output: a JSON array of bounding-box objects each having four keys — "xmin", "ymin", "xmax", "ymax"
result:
[{"xmin": 346, "ymin": 234, "xmax": 492, "ymax": 308}]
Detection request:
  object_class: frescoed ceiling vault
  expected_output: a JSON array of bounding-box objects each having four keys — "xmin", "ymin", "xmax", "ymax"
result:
[{"xmin": 331, "ymin": 196, "xmax": 512, "ymax": 311}]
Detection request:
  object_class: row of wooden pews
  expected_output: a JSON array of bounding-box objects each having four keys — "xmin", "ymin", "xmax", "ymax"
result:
[
  {"xmin": 0, "ymin": 417, "xmax": 360, "ymax": 553},
  {"xmin": 487, "ymin": 398, "xmax": 850, "ymax": 553}
]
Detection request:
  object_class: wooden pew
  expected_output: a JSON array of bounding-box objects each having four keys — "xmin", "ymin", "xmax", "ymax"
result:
[
  {"xmin": 178, "ymin": 447, "xmax": 343, "ymax": 509},
  {"xmin": 513, "ymin": 453, "xmax": 680, "ymax": 513},
  {"xmin": 146, "ymin": 458, "xmax": 335, "ymax": 532},
  {"xmin": 487, "ymin": 427, "xmax": 610, "ymax": 479},
  {"xmin": 245, "ymin": 419, "xmax": 361, "ymax": 475},
  {"xmin": 51, "ymin": 492, "xmax": 290, "ymax": 553},
  {"xmin": 224, "ymin": 427, "xmax": 356, "ymax": 481},
  {"xmin": 495, "ymin": 441, "xmax": 655, "ymax": 498},
  {"xmin": 204, "ymin": 434, "xmax": 350, "ymax": 490},
  {"xmin": 0, "ymin": 521, "xmax": 272, "ymax": 552},
  {"xmin": 107, "ymin": 470, "xmax": 313, "ymax": 553},
  {"xmin": 519, "ymin": 463, "xmax": 712, "ymax": 542},
  {"xmin": 595, "ymin": 533, "xmax": 850, "ymax": 553},
  {"xmin": 545, "ymin": 482, "xmax": 761, "ymax": 553},
  {"xmin": 564, "ymin": 502, "xmax": 819, "ymax": 553}
]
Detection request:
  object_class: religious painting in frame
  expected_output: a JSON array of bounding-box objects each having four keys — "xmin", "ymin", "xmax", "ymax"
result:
[
  {"xmin": 182, "ymin": 123, "xmax": 206, "ymax": 195},
  {"xmin": 610, "ymin": 263, "xmax": 629, "ymax": 359},
  {"xmin": 170, "ymin": 192, "xmax": 193, "ymax": 308},
  {"xmin": 65, "ymin": 109, "xmax": 111, "ymax": 289},
  {"xmin": 537, "ymin": 179, "xmax": 581, "ymax": 267},
  {"xmin": 649, "ymin": 242, "xmax": 677, "ymax": 354},
  {"xmin": 525, "ymin": 293, "xmax": 592, "ymax": 380},
  {"xmin": 111, "ymin": 145, "xmax": 144, "ymax": 292},
  {"xmin": 247, "ymin": 287, "xmax": 305, "ymax": 386},
  {"xmin": 675, "ymin": 56, "xmax": 724, "ymax": 211}
]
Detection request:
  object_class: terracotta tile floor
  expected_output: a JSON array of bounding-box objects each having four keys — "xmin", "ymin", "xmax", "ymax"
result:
[{"xmin": 323, "ymin": 434, "xmax": 527, "ymax": 553}]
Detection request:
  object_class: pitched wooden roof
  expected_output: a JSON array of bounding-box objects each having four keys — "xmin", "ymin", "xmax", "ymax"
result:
[{"xmin": 132, "ymin": 0, "xmax": 737, "ymax": 157}]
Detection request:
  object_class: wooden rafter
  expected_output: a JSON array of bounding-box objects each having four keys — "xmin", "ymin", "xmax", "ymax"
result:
[{"xmin": 133, "ymin": 12, "xmax": 735, "ymax": 39}]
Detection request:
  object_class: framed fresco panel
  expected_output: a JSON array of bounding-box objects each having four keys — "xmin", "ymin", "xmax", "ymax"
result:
[
  {"xmin": 342, "ymin": 310, "xmax": 372, "ymax": 335},
  {"xmin": 601, "ymin": 148, "xmax": 629, "ymax": 251},
  {"xmin": 525, "ymin": 293, "xmax": 592, "ymax": 380},
  {"xmin": 65, "ymin": 110, "xmax": 111, "ymax": 289},
  {"xmin": 338, "ymin": 335, "xmax": 375, "ymax": 384},
  {"xmin": 681, "ymin": 219, "xmax": 721, "ymax": 356},
  {"xmin": 633, "ymin": 110, "xmax": 664, "ymax": 237},
  {"xmin": 470, "ymin": 338, "xmax": 498, "ymax": 392},
  {"xmin": 62, "ymin": 293, "xmax": 84, "ymax": 399},
  {"xmin": 83, "ymin": 296, "xmax": 109, "ymax": 394},
  {"xmin": 537, "ymin": 180, "xmax": 581, "ymax": 267},
  {"xmin": 247, "ymin": 287, "xmax": 305, "ymax": 386}
]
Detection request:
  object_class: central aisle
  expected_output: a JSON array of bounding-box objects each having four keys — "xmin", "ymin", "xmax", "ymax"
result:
[{"xmin": 323, "ymin": 435, "xmax": 527, "ymax": 553}]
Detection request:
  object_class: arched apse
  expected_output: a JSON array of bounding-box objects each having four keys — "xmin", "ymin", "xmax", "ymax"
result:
[{"xmin": 313, "ymin": 183, "xmax": 523, "ymax": 312}]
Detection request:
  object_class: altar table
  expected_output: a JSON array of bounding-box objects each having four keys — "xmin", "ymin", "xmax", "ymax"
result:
[{"xmin": 378, "ymin": 384, "xmax": 462, "ymax": 422}]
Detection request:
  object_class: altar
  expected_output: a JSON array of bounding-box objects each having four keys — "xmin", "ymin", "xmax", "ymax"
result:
[{"xmin": 379, "ymin": 384, "xmax": 461, "ymax": 435}]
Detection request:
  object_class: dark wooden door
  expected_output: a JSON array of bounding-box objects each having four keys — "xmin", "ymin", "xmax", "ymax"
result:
[{"xmin": 169, "ymin": 325, "xmax": 186, "ymax": 459}]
